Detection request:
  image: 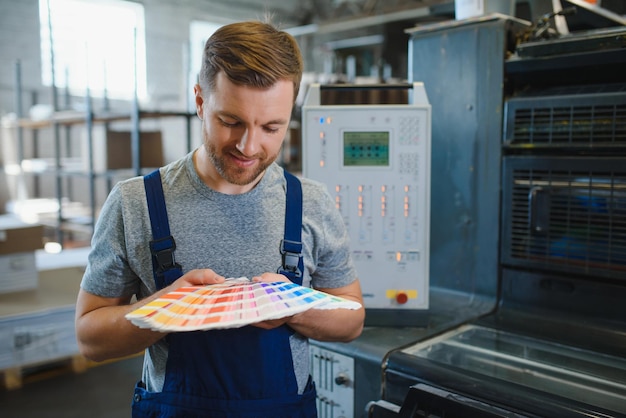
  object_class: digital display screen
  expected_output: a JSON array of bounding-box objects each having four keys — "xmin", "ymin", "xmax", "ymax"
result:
[{"xmin": 343, "ymin": 131, "xmax": 390, "ymax": 167}]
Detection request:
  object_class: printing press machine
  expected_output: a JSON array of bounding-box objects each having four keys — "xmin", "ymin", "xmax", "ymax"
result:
[{"xmin": 307, "ymin": 4, "xmax": 626, "ymax": 418}]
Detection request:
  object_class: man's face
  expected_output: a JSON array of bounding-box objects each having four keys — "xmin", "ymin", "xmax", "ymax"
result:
[{"xmin": 194, "ymin": 72, "xmax": 294, "ymax": 192}]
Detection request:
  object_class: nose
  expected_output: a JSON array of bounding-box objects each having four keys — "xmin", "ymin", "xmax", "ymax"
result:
[{"xmin": 236, "ymin": 127, "xmax": 260, "ymax": 157}]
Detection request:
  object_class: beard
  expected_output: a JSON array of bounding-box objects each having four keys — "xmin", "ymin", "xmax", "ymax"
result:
[{"xmin": 205, "ymin": 141, "xmax": 278, "ymax": 186}]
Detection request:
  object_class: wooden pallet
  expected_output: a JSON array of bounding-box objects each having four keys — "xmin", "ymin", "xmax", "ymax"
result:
[
  {"xmin": 1, "ymin": 355, "xmax": 90, "ymax": 390},
  {"xmin": 0, "ymin": 352, "xmax": 143, "ymax": 390}
]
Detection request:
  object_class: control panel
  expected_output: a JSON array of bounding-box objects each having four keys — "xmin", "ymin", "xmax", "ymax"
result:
[
  {"xmin": 310, "ymin": 344, "xmax": 355, "ymax": 418},
  {"xmin": 303, "ymin": 84, "xmax": 431, "ymax": 310}
]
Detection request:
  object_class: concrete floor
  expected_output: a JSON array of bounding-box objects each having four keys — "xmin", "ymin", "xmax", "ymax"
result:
[{"xmin": 0, "ymin": 354, "xmax": 144, "ymax": 418}]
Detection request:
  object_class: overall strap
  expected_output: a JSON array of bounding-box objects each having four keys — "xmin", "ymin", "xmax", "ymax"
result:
[
  {"xmin": 144, "ymin": 169, "xmax": 183, "ymax": 290},
  {"xmin": 278, "ymin": 170, "xmax": 304, "ymax": 285}
]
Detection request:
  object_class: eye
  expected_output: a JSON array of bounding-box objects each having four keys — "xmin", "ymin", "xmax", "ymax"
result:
[
  {"xmin": 263, "ymin": 123, "xmax": 284, "ymax": 134},
  {"xmin": 263, "ymin": 125, "xmax": 281, "ymax": 134},
  {"xmin": 218, "ymin": 117, "xmax": 240, "ymax": 128}
]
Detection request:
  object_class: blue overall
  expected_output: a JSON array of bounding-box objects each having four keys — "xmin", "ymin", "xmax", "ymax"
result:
[{"xmin": 131, "ymin": 169, "xmax": 317, "ymax": 418}]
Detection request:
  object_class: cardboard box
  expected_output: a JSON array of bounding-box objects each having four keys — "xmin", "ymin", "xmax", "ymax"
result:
[
  {"xmin": 0, "ymin": 215, "xmax": 44, "ymax": 255},
  {"xmin": 106, "ymin": 130, "xmax": 164, "ymax": 170},
  {"xmin": 0, "ymin": 252, "xmax": 38, "ymax": 294},
  {"xmin": 83, "ymin": 127, "xmax": 164, "ymax": 172},
  {"xmin": 0, "ymin": 266, "xmax": 84, "ymax": 368}
]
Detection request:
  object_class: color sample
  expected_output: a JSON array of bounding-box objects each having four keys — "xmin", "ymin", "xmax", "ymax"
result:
[{"xmin": 126, "ymin": 277, "xmax": 361, "ymax": 332}]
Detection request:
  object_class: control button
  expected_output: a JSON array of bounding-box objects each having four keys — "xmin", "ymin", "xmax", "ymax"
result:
[
  {"xmin": 396, "ymin": 292, "xmax": 409, "ymax": 304},
  {"xmin": 335, "ymin": 373, "xmax": 350, "ymax": 386}
]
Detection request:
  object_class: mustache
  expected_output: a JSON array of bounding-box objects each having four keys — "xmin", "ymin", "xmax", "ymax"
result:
[{"xmin": 227, "ymin": 146, "xmax": 265, "ymax": 160}]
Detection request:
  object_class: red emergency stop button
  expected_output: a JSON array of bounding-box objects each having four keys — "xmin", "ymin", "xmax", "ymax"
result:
[{"xmin": 396, "ymin": 292, "xmax": 408, "ymax": 304}]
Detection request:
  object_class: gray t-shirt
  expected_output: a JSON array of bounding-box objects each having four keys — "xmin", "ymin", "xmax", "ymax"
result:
[{"xmin": 80, "ymin": 150, "xmax": 356, "ymax": 394}]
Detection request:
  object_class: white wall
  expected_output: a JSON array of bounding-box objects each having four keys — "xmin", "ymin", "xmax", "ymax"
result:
[{"xmin": 0, "ymin": 0, "xmax": 299, "ymax": 213}]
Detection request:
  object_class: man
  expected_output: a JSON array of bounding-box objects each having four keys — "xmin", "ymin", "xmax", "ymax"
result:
[{"xmin": 75, "ymin": 20, "xmax": 364, "ymax": 418}]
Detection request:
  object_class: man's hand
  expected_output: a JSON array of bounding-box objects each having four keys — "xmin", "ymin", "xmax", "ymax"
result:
[
  {"xmin": 169, "ymin": 268, "xmax": 226, "ymax": 290},
  {"xmin": 76, "ymin": 268, "xmax": 226, "ymax": 361},
  {"xmin": 251, "ymin": 272, "xmax": 290, "ymax": 284},
  {"xmin": 250, "ymin": 272, "xmax": 293, "ymax": 329}
]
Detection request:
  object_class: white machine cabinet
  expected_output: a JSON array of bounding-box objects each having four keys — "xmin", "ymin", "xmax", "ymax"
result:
[{"xmin": 302, "ymin": 83, "xmax": 431, "ymax": 312}]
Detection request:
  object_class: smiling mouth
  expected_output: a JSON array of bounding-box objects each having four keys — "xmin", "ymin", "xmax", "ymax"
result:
[{"xmin": 229, "ymin": 152, "xmax": 257, "ymax": 166}]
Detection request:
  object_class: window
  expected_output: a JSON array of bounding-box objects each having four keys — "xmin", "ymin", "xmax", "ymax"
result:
[
  {"xmin": 187, "ymin": 20, "xmax": 223, "ymax": 109},
  {"xmin": 39, "ymin": 0, "xmax": 147, "ymax": 101}
]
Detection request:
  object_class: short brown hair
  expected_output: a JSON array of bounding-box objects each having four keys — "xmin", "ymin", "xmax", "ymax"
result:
[{"xmin": 198, "ymin": 21, "xmax": 303, "ymax": 102}]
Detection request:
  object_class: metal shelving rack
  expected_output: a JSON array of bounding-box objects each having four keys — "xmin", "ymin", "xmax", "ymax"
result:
[{"xmin": 3, "ymin": 61, "xmax": 195, "ymax": 247}]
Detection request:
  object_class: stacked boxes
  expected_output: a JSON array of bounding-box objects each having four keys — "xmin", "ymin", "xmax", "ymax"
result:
[
  {"xmin": 0, "ymin": 251, "xmax": 86, "ymax": 378},
  {"xmin": 0, "ymin": 216, "xmax": 85, "ymax": 376},
  {"xmin": 0, "ymin": 215, "xmax": 44, "ymax": 294},
  {"xmin": 0, "ymin": 266, "xmax": 85, "ymax": 375}
]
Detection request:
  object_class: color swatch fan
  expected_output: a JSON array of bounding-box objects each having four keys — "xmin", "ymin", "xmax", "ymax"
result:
[{"xmin": 126, "ymin": 278, "xmax": 361, "ymax": 332}]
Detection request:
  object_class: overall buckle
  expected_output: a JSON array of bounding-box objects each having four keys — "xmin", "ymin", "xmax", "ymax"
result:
[
  {"xmin": 150, "ymin": 235, "xmax": 178, "ymax": 272},
  {"xmin": 279, "ymin": 239, "xmax": 302, "ymax": 278}
]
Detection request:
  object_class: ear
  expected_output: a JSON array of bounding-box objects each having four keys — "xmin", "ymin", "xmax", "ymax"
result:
[{"xmin": 194, "ymin": 84, "xmax": 204, "ymax": 119}]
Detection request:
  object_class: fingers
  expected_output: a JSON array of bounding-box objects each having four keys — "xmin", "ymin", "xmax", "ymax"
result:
[
  {"xmin": 251, "ymin": 272, "xmax": 290, "ymax": 283},
  {"xmin": 179, "ymin": 269, "xmax": 226, "ymax": 286},
  {"xmin": 177, "ymin": 270, "xmax": 290, "ymax": 288},
  {"xmin": 251, "ymin": 316, "xmax": 291, "ymax": 330}
]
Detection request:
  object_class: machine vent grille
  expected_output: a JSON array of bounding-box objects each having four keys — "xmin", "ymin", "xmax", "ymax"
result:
[
  {"xmin": 504, "ymin": 91, "xmax": 626, "ymax": 148},
  {"xmin": 504, "ymin": 160, "xmax": 626, "ymax": 281}
]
